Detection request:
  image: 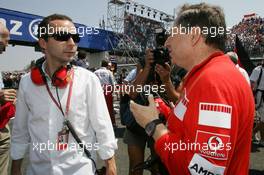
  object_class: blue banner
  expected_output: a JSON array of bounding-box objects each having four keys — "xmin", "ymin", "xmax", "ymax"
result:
[{"xmin": 0, "ymin": 8, "xmax": 118, "ymax": 51}]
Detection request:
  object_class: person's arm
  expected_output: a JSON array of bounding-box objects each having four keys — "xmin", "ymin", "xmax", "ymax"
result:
[
  {"xmin": 123, "ymin": 68, "xmax": 136, "ymax": 84},
  {"xmin": 250, "ymin": 80, "xmax": 257, "ymax": 91},
  {"xmin": 129, "ymin": 49, "xmax": 154, "ymax": 99},
  {"xmin": 109, "ymin": 70, "xmax": 116, "ymax": 87},
  {"xmin": 249, "ymin": 67, "xmax": 260, "ymax": 91},
  {"xmin": 104, "ymin": 156, "xmax": 116, "ymax": 175},
  {"xmin": 130, "ymin": 81, "xmax": 243, "ymax": 174},
  {"xmin": 155, "ymin": 63, "xmax": 180, "ymax": 102},
  {"xmin": 11, "ymin": 159, "xmax": 23, "ymax": 175},
  {"xmin": 10, "ymin": 78, "xmax": 30, "ymax": 174},
  {"xmin": 87, "ymin": 73, "xmax": 117, "ymax": 170}
]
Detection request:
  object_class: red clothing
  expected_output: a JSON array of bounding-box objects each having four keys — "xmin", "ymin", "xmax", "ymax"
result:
[
  {"xmin": 155, "ymin": 52, "xmax": 255, "ymax": 175},
  {"xmin": 0, "ymin": 102, "xmax": 15, "ymax": 129},
  {"xmin": 104, "ymin": 85, "xmax": 115, "ymax": 125}
]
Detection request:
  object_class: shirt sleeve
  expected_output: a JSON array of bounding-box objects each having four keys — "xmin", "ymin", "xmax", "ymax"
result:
[
  {"xmin": 250, "ymin": 66, "xmax": 260, "ymax": 82},
  {"xmin": 109, "ymin": 71, "xmax": 116, "ymax": 86},
  {"xmin": 124, "ymin": 69, "xmax": 136, "ymax": 82},
  {"xmin": 240, "ymin": 68, "xmax": 250, "ymax": 85},
  {"xmin": 0, "ymin": 73, "xmax": 4, "ymax": 89},
  {"xmin": 11, "ymin": 78, "xmax": 30, "ymax": 160},
  {"xmin": 87, "ymin": 74, "xmax": 117, "ymax": 160}
]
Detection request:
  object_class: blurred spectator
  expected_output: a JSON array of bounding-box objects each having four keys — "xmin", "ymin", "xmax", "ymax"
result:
[
  {"xmin": 124, "ymin": 68, "xmax": 137, "ymax": 84},
  {"xmin": 95, "ymin": 60, "xmax": 117, "ymax": 127},
  {"xmin": 72, "ymin": 50, "xmax": 89, "ymax": 69},
  {"xmin": 250, "ymin": 59, "xmax": 264, "ymax": 146},
  {"xmin": 117, "ymin": 68, "xmax": 128, "ymax": 84},
  {"xmin": 0, "ymin": 21, "xmax": 17, "ymax": 175},
  {"xmin": 226, "ymin": 51, "xmax": 250, "ymax": 84}
]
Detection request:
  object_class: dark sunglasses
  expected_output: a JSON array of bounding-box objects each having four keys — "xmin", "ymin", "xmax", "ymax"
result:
[{"xmin": 48, "ymin": 32, "xmax": 80, "ymax": 43}]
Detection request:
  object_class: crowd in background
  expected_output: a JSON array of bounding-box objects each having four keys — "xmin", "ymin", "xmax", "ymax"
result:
[
  {"xmin": 2, "ymin": 16, "xmax": 264, "ymax": 89},
  {"xmin": 1, "ymin": 71, "xmax": 26, "ymax": 89},
  {"xmin": 226, "ymin": 16, "xmax": 264, "ymax": 57},
  {"xmin": 124, "ymin": 12, "xmax": 163, "ymax": 52}
]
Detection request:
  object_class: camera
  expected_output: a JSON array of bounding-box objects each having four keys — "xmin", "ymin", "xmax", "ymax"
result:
[
  {"xmin": 152, "ymin": 28, "xmax": 170, "ymax": 66},
  {"xmin": 152, "ymin": 48, "xmax": 170, "ymax": 66}
]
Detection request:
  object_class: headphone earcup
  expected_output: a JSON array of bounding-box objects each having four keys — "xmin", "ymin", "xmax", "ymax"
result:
[
  {"xmin": 52, "ymin": 67, "xmax": 70, "ymax": 88},
  {"xmin": 31, "ymin": 67, "xmax": 45, "ymax": 86}
]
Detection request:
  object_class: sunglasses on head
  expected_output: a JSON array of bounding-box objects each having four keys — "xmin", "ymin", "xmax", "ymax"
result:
[{"xmin": 48, "ymin": 32, "xmax": 80, "ymax": 43}]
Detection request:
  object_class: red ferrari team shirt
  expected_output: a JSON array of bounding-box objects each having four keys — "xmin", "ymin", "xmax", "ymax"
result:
[{"xmin": 155, "ymin": 52, "xmax": 255, "ymax": 175}]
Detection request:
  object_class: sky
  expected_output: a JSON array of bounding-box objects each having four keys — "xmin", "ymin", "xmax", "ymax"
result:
[{"xmin": 0, "ymin": 0, "xmax": 263, "ymax": 71}]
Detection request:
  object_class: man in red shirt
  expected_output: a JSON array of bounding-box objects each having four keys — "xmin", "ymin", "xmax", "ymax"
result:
[{"xmin": 130, "ymin": 3, "xmax": 254, "ymax": 175}]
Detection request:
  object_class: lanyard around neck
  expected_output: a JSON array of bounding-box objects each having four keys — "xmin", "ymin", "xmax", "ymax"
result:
[{"xmin": 45, "ymin": 70, "xmax": 74, "ymax": 117}]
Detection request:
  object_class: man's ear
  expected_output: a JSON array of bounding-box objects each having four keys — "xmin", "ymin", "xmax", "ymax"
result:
[
  {"xmin": 190, "ymin": 27, "xmax": 202, "ymax": 46},
  {"xmin": 38, "ymin": 38, "xmax": 47, "ymax": 52}
]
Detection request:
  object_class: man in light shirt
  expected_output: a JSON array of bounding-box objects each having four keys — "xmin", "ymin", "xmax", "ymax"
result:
[
  {"xmin": 226, "ymin": 51, "xmax": 250, "ymax": 84},
  {"xmin": 94, "ymin": 60, "xmax": 116, "ymax": 126},
  {"xmin": 11, "ymin": 14, "xmax": 117, "ymax": 175}
]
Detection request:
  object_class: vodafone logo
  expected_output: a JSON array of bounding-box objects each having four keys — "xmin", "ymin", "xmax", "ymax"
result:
[
  {"xmin": 208, "ymin": 136, "xmax": 223, "ymax": 151},
  {"xmin": 29, "ymin": 18, "xmax": 42, "ymax": 40},
  {"xmin": 195, "ymin": 130, "xmax": 231, "ymax": 160}
]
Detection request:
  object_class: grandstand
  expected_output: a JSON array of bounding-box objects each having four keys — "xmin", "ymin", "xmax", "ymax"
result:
[{"xmin": 227, "ymin": 14, "xmax": 264, "ymax": 58}]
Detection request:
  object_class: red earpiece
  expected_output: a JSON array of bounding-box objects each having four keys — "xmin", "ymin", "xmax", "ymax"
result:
[
  {"xmin": 30, "ymin": 57, "xmax": 72, "ymax": 88},
  {"xmin": 31, "ymin": 66, "xmax": 46, "ymax": 86},
  {"xmin": 51, "ymin": 65, "xmax": 72, "ymax": 88}
]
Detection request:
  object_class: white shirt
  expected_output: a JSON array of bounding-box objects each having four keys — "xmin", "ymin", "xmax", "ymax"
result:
[
  {"xmin": 236, "ymin": 65, "xmax": 250, "ymax": 85},
  {"xmin": 94, "ymin": 67, "xmax": 115, "ymax": 86},
  {"xmin": 0, "ymin": 72, "xmax": 4, "ymax": 88},
  {"xmin": 11, "ymin": 66, "xmax": 117, "ymax": 175},
  {"xmin": 250, "ymin": 65, "xmax": 264, "ymax": 90},
  {"xmin": 124, "ymin": 68, "xmax": 137, "ymax": 83}
]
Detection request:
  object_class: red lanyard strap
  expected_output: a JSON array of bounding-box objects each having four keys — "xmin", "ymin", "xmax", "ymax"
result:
[{"xmin": 45, "ymin": 70, "xmax": 74, "ymax": 117}]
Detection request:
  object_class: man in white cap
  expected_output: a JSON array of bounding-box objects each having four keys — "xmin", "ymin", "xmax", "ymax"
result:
[
  {"xmin": 226, "ymin": 51, "xmax": 250, "ymax": 84},
  {"xmin": 250, "ymin": 58, "xmax": 264, "ymax": 146}
]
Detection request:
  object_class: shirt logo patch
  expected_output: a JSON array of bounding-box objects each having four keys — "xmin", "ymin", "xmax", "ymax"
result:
[
  {"xmin": 188, "ymin": 153, "xmax": 225, "ymax": 175},
  {"xmin": 195, "ymin": 130, "xmax": 231, "ymax": 160},
  {"xmin": 198, "ymin": 103, "xmax": 232, "ymax": 129},
  {"xmin": 174, "ymin": 88, "xmax": 189, "ymax": 121}
]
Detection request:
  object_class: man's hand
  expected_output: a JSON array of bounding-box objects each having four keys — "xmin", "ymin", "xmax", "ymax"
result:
[
  {"xmin": 0, "ymin": 89, "xmax": 17, "ymax": 104},
  {"xmin": 155, "ymin": 63, "xmax": 171, "ymax": 83},
  {"xmin": 130, "ymin": 94, "xmax": 159, "ymax": 128},
  {"xmin": 105, "ymin": 156, "xmax": 117, "ymax": 175}
]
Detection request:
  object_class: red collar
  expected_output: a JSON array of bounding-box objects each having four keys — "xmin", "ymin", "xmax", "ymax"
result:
[{"xmin": 183, "ymin": 51, "xmax": 224, "ymax": 86}]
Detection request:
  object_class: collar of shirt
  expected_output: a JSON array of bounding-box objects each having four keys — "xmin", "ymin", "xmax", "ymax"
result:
[
  {"xmin": 183, "ymin": 51, "xmax": 224, "ymax": 86},
  {"xmin": 41, "ymin": 60, "xmax": 51, "ymax": 81},
  {"xmin": 41, "ymin": 60, "xmax": 57, "ymax": 89}
]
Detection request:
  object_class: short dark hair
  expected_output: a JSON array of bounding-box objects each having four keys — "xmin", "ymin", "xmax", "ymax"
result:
[
  {"xmin": 101, "ymin": 60, "xmax": 109, "ymax": 67},
  {"xmin": 176, "ymin": 3, "xmax": 227, "ymax": 51},
  {"xmin": 37, "ymin": 14, "xmax": 73, "ymax": 39}
]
